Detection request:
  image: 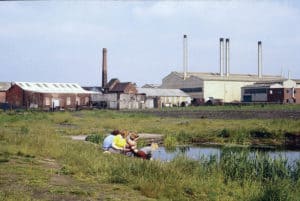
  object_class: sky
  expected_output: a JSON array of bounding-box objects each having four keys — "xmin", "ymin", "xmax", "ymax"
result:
[{"xmin": 0, "ymin": 1, "xmax": 300, "ymax": 87}]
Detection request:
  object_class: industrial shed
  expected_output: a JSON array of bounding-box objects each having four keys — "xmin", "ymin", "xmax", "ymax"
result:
[
  {"xmin": 242, "ymin": 79, "xmax": 300, "ymax": 104},
  {"xmin": 160, "ymin": 71, "xmax": 283, "ymax": 103},
  {"xmin": 6, "ymin": 82, "xmax": 92, "ymax": 110},
  {"xmin": 137, "ymin": 88, "xmax": 191, "ymax": 108}
]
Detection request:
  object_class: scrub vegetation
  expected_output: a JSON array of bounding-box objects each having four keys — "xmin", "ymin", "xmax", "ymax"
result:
[{"xmin": 0, "ymin": 109, "xmax": 300, "ymax": 201}]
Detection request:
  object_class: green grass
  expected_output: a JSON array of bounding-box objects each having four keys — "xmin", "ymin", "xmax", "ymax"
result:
[{"xmin": 0, "ymin": 110, "xmax": 299, "ymax": 200}]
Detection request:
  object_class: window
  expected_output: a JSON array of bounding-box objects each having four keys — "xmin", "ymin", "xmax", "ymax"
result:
[
  {"xmin": 66, "ymin": 97, "xmax": 71, "ymax": 105},
  {"xmin": 76, "ymin": 97, "xmax": 80, "ymax": 105},
  {"xmin": 26, "ymin": 83, "xmax": 31, "ymax": 87},
  {"xmin": 66, "ymin": 84, "xmax": 72, "ymax": 88},
  {"xmin": 36, "ymin": 84, "xmax": 42, "ymax": 88},
  {"xmin": 60, "ymin": 84, "xmax": 65, "ymax": 88},
  {"xmin": 53, "ymin": 84, "xmax": 59, "ymax": 88},
  {"xmin": 45, "ymin": 97, "xmax": 50, "ymax": 106},
  {"xmin": 286, "ymin": 90, "xmax": 290, "ymax": 93},
  {"xmin": 43, "ymin": 84, "xmax": 49, "ymax": 88},
  {"xmin": 85, "ymin": 97, "xmax": 89, "ymax": 104},
  {"xmin": 72, "ymin": 84, "xmax": 78, "ymax": 88},
  {"xmin": 244, "ymin": 88, "xmax": 267, "ymax": 94}
]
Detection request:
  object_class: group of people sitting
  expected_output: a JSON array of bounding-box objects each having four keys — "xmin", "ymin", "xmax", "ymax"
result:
[{"xmin": 102, "ymin": 129, "xmax": 157, "ymax": 160}]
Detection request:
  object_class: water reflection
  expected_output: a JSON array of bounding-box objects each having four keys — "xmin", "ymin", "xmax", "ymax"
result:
[{"xmin": 152, "ymin": 145, "xmax": 300, "ymax": 165}]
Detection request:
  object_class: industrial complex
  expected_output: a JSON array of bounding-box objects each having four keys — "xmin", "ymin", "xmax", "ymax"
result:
[{"xmin": 0, "ymin": 35, "xmax": 300, "ymax": 110}]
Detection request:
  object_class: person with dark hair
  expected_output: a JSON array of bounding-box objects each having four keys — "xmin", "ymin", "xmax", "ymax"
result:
[{"xmin": 102, "ymin": 129, "xmax": 119, "ymax": 151}]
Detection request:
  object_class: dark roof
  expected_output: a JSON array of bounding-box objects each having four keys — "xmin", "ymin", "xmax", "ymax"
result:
[
  {"xmin": 82, "ymin": 86, "xmax": 103, "ymax": 92},
  {"xmin": 0, "ymin": 82, "xmax": 11, "ymax": 91}
]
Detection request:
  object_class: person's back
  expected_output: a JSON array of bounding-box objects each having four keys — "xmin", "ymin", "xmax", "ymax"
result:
[{"xmin": 102, "ymin": 130, "xmax": 119, "ymax": 151}]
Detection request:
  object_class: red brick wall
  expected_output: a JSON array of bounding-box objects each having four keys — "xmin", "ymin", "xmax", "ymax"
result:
[
  {"xmin": 294, "ymin": 88, "xmax": 300, "ymax": 104},
  {"xmin": 267, "ymin": 88, "xmax": 284, "ymax": 103},
  {"xmin": 0, "ymin": 92, "xmax": 6, "ymax": 103},
  {"xmin": 124, "ymin": 83, "xmax": 137, "ymax": 94},
  {"xmin": 6, "ymin": 85, "xmax": 24, "ymax": 107},
  {"xmin": 6, "ymin": 84, "xmax": 91, "ymax": 109}
]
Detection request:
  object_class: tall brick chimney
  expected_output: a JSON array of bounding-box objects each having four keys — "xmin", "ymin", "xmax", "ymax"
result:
[{"xmin": 102, "ymin": 48, "xmax": 107, "ymax": 88}]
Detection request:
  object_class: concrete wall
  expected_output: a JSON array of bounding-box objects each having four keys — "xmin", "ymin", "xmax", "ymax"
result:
[
  {"xmin": 204, "ymin": 80, "xmax": 255, "ymax": 102},
  {"xmin": 119, "ymin": 94, "xmax": 146, "ymax": 110}
]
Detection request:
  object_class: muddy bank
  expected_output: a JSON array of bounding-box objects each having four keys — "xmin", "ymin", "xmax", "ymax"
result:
[{"xmin": 127, "ymin": 110, "xmax": 300, "ymax": 119}]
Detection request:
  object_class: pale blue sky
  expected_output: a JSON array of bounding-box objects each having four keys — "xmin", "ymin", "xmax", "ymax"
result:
[{"xmin": 0, "ymin": 1, "xmax": 300, "ymax": 87}]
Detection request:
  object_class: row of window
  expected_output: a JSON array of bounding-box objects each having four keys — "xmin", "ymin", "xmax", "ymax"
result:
[
  {"xmin": 44, "ymin": 97, "xmax": 89, "ymax": 106},
  {"xmin": 245, "ymin": 88, "xmax": 297, "ymax": 95},
  {"xmin": 180, "ymin": 87, "xmax": 203, "ymax": 93}
]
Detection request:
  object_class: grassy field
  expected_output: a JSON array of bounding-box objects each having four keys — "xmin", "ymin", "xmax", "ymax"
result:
[{"xmin": 0, "ymin": 109, "xmax": 299, "ymax": 201}]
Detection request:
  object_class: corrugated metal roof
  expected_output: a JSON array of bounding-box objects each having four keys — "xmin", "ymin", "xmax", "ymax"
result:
[
  {"xmin": 0, "ymin": 82, "xmax": 11, "ymax": 91},
  {"xmin": 172, "ymin": 71, "xmax": 283, "ymax": 82},
  {"xmin": 137, "ymin": 88, "xmax": 190, "ymax": 97},
  {"xmin": 15, "ymin": 82, "xmax": 93, "ymax": 94}
]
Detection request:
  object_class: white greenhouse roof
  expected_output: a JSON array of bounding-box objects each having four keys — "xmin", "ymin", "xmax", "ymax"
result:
[
  {"xmin": 15, "ymin": 82, "xmax": 93, "ymax": 94},
  {"xmin": 137, "ymin": 88, "xmax": 190, "ymax": 97}
]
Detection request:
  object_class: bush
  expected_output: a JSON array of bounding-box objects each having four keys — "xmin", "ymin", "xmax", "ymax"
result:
[{"xmin": 85, "ymin": 134, "xmax": 104, "ymax": 144}]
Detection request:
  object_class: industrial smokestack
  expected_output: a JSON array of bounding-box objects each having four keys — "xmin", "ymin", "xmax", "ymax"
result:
[
  {"xmin": 102, "ymin": 48, "xmax": 107, "ymax": 88},
  {"xmin": 183, "ymin": 34, "xmax": 188, "ymax": 80},
  {"xmin": 219, "ymin": 38, "xmax": 224, "ymax": 77},
  {"xmin": 258, "ymin": 41, "xmax": 262, "ymax": 78},
  {"xmin": 225, "ymin": 38, "xmax": 230, "ymax": 77}
]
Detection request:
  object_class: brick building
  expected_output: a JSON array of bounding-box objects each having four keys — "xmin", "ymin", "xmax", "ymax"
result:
[
  {"xmin": 242, "ymin": 79, "xmax": 300, "ymax": 104},
  {"xmin": 6, "ymin": 82, "xmax": 92, "ymax": 110}
]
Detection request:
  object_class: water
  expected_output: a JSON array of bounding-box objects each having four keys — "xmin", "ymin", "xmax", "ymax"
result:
[{"xmin": 152, "ymin": 145, "xmax": 300, "ymax": 165}]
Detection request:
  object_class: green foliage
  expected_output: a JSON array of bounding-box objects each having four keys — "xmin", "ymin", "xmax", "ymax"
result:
[
  {"xmin": 1, "ymin": 110, "xmax": 300, "ymax": 201},
  {"xmin": 85, "ymin": 134, "xmax": 104, "ymax": 144}
]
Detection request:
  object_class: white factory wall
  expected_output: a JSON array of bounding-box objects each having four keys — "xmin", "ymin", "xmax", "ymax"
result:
[{"xmin": 203, "ymin": 80, "xmax": 255, "ymax": 102}]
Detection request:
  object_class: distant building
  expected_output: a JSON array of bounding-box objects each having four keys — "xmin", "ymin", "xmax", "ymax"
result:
[
  {"xmin": 137, "ymin": 88, "xmax": 191, "ymax": 108},
  {"xmin": 88, "ymin": 79, "xmax": 145, "ymax": 110},
  {"xmin": 6, "ymin": 82, "xmax": 92, "ymax": 110},
  {"xmin": 242, "ymin": 79, "xmax": 300, "ymax": 104},
  {"xmin": 161, "ymin": 72, "xmax": 283, "ymax": 103}
]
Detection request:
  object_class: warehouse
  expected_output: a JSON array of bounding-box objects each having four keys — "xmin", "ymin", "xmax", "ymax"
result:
[
  {"xmin": 242, "ymin": 79, "xmax": 300, "ymax": 104},
  {"xmin": 6, "ymin": 82, "xmax": 92, "ymax": 110},
  {"xmin": 161, "ymin": 72, "xmax": 282, "ymax": 103},
  {"xmin": 137, "ymin": 88, "xmax": 191, "ymax": 108}
]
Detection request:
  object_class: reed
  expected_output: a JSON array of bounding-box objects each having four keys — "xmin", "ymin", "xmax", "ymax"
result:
[{"xmin": 0, "ymin": 110, "xmax": 299, "ymax": 200}]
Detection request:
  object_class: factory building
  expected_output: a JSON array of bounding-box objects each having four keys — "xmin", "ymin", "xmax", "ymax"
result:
[
  {"xmin": 137, "ymin": 88, "xmax": 191, "ymax": 108},
  {"xmin": 160, "ymin": 36, "xmax": 285, "ymax": 103},
  {"xmin": 6, "ymin": 82, "xmax": 92, "ymax": 110},
  {"xmin": 87, "ymin": 48, "xmax": 146, "ymax": 110},
  {"xmin": 242, "ymin": 79, "xmax": 300, "ymax": 104},
  {"xmin": 90, "ymin": 78, "xmax": 146, "ymax": 110},
  {"xmin": 161, "ymin": 72, "xmax": 282, "ymax": 103}
]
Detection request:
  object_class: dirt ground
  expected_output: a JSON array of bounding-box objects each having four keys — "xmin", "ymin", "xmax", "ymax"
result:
[{"xmin": 137, "ymin": 110, "xmax": 300, "ymax": 119}]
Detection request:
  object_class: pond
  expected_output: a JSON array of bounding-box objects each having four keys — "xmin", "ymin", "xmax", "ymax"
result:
[{"xmin": 152, "ymin": 145, "xmax": 300, "ymax": 165}]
